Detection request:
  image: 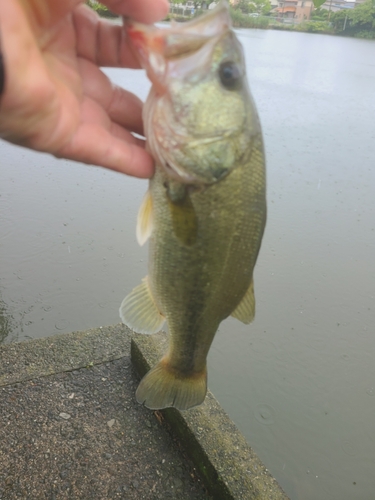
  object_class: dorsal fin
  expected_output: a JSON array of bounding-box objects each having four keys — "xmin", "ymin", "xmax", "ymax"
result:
[{"xmin": 231, "ymin": 278, "xmax": 256, "ymax": 324}]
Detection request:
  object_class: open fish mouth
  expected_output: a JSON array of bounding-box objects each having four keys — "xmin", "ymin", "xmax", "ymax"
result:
[{"xmin": 124, "ymin": 2, "xmax": 232, "ymax": 93}]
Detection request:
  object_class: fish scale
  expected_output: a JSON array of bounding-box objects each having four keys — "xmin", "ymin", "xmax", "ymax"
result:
[{"xmin": 120, "ymin": 1, "xmax": 266, "ymax": 410}]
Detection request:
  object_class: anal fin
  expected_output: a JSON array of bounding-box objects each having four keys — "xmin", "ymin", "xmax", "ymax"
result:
[
  {"xmin": 231, "ymin": 278, "xmax": 256, "ymax": 324},
  {"xmin": 119, "ymin": 277, "xmax": 165, "ymax": 334}
]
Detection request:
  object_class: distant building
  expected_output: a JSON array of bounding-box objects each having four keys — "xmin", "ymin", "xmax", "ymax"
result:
[
  {"xmin": 276, "ymin": 0, "xmax": 314, "ymax": 20},
  {"xmin": 320, "ymin": 0, "xmax": 355, "ymax": 12},
  {"xmin": 295, "ymin": 0, "xmax": 314, "ymax": 20},
  {"xmin": 276, "ymin": 0, "xmax": 298, "ymax": 18},
  {"xmin": 274, "ymin": 0, "xmax": 363, "ymax": 20}
]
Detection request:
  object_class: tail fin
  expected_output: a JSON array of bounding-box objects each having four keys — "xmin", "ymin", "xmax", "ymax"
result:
[{"xmin": 136, "ymin": 359, "xmax": 207, "ymax": 411}]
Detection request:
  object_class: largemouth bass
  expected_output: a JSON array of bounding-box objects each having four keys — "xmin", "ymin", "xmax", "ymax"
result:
[{"xmin": 120, "ymin": 1, "xmax": 266, "ymax": 410}]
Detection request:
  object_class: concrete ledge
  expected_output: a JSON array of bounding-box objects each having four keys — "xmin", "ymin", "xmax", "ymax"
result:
[
  {"xmin": 0, "ymin": 326, "xmax": 210, "ymax": 499},
  {"xmin": 0, "ymin": 324, "xmax": 131, "ymax": 387},
  {"xmin": 131, "ymin": 332, "xmax": 289, "ymax": 500}
]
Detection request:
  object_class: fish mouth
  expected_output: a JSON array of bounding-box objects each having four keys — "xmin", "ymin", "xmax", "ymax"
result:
[{"xmin": 124, "ymin": 1, "xmax": 232, "ymax": 92}]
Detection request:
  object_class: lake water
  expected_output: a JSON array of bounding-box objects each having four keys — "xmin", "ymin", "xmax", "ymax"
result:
[{"xmin": 1, "ymin": 28, "xmax": 375, "ymax": 499}]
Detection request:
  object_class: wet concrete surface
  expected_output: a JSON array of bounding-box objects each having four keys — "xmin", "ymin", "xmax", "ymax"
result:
[{"xmin": 0, "ymin": 327, "xmax": 209, "ymax": 499}]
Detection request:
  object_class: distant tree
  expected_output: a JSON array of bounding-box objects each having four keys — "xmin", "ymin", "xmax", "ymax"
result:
[
  {"xmin": 313, "ymin": 0, "xmax": 327, "ymax": 8},
  {"xmin": 349, "ymin": 0, "xmax": 375, "ymax": 29},
  {"xmin": 311, "ymin": 7, "xmax": 330, "ymax": 20},
  {"xmin": 331, "ymin": 0, "xmax": 375, "ymax": 35},
  {"xmin": 233, "ymin": 0, "xmax": 272, "ymax": 15},
  {"xmin": 233, "ymin": 0, "xmax": 253, "ymax": 14},
  {"xmin": 253, "ymin": 0, "xmax": 272, "ymax": 15},
  {"xmin": 330, "ymin": 9, "xmax": 348, "ymax": 30}
]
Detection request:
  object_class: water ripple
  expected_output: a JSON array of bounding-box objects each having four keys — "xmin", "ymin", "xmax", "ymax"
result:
[{"xmin": 254, "ymin": 403, "xmax": 276, "ymax": 425}]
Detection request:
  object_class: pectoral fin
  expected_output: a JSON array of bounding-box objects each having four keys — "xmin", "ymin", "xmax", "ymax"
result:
[
  {"xmin": 231, "ymin": 278, "xmax": 256, "ymax": 324},
  {"xmin": 136, "ymin": 189, "xmax": 153, "ymax": 246},
  {"xmin": 119, "ymin": 277, "xmax": 165, "ymax": 334},
  {"xmin": 167, "ymin": 184, "xmax": 198, "ymax": 247}
]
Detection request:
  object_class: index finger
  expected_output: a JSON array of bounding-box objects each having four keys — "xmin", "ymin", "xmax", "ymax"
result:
[
  {"xmin": 73, "ymin": 6, "xmax": 141, "ymax": 68},
  {"xmin": 101, "ymin": 0, "xmax": 169, "ymax": 23}
]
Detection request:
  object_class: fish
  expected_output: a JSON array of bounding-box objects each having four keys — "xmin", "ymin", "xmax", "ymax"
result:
[{"xmin": 120, "ymin": 1, "xmax": 266, "ymax": 411}]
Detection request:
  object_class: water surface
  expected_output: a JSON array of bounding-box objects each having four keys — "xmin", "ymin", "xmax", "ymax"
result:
[{"xmin": 1, "ymin": 29, "xmax": 375, "ymax": 499}]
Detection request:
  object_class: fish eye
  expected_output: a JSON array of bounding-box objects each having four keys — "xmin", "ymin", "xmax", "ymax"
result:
[{"xmin": 218, "ymin": 61, "xmax": 242, "ymax": 90}]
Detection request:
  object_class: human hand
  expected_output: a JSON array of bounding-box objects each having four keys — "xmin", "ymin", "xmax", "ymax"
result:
[{"xmin": 0, "ymin": 0, "xmax": 169, "ymax": 177}]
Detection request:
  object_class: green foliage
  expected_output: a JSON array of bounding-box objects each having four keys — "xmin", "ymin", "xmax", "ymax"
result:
[
  {"xmin": 85, "ymin": 1, "xmax": 118, "ymax": 18},
  {"xmin": 231, "ymin": 0, "xmax": 272, "ymax": 16},
  {"xmin": 270, "ymin": 23, "xmax": 295, "ymax": 30},
  {"xmin": 233, "ymin": 0, "xmax": 253, "ymax": 14},
  {"xmin": 330, "ymin": 9, "xmax": 347, "ymax": 30},
  {"xmin": 258, "ymin": 0, "xmax": 272, "ymax": 16},
  {"xmin": 350, "ymin": 0, "xmax": 375, "ymax": 28},
  {"xmin": 311, "ymin": 8, "xmax": 330, "ymax": 20},
  {"xmin": 295, "ymin": 20, "xmax": 334, "ymax": 32},
  {"xmin": 230, "ymin": 7, "xmax": 248, "ymax": 23},
  {"xmin": 354, "ymin": 29, "xmax": 375, "ymax": 37},
  {"xmin": 313, "ymin": 0, "xmax": 327, "ymax": 8},
  {"xmin": 330, "ymin": 0, "xmax": 375, "ymax": 34},
  {"xmin": 229, "ymin": 7, "xmax": 270, "ymax": 27}
]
